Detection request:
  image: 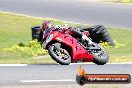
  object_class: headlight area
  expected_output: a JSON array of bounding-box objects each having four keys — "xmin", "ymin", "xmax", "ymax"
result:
[
  {"xmin": 45, "ymin": 34, "xmax": 53, "ymax": 43},
  {"xmin": 42, "ymin": 34, "xmax": 53, "ymax": 49}
]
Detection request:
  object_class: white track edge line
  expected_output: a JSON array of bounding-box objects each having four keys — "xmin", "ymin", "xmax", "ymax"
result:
[
  {"xmin": 0, "ymin": 64, "xmax": 28, "ymax": 66},
  {"xmin": 20, "ymin": 79, "xmax": 76, "ymax": 83},
  {"xmin": 0, "ymin": 62, "xmax": 131, "ymax": 66},
  {"xmin": 70, "ymin": 62, "xmax": 132, "ymax": 65}
]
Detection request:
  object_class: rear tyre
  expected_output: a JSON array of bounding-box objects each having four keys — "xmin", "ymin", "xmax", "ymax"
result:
[{"xmin": 48, "ymin": 43, "xmax": 71, "ymax": 65}]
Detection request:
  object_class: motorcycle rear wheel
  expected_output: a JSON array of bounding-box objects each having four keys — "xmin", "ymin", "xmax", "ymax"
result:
[{"xmin": 48, "ymin": 43, "xmax": 71, "ymax": 65}]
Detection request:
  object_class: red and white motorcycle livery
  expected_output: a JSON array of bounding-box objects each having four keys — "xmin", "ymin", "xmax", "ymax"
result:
[{"xmin": 42, "ymin": 27, "xmax": 109, "ymax": 65}]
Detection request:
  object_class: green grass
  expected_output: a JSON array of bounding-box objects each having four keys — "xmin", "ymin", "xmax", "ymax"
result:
[
  {"xmin": 0, "ymin": 12, "xmax": 84, "ymax": 64},
  {"xmin": 106, "ymin": 0, "xmax": 132, "ymax": 3},
  {"xmin": 0, "ymin": 12, "xmax": 132, "ymax": 64},
  {"xmin": 106, "ymin": 28, "xmax": 132, "ymax": 62}
]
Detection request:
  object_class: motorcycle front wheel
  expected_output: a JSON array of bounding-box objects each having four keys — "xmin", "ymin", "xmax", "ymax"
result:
[
  {"xmin": 91, "ymin": 44, "xmax": 109, "ymax": 65},
  {"xmin": 48, "ymin": 43, "xmax": 71, "ymax": 65}
]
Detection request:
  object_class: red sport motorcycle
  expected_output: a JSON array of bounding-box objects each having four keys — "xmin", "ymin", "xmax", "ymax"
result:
[{"xmin": 42, "ymin": 27, "xmax": 109, "ymax": 65}]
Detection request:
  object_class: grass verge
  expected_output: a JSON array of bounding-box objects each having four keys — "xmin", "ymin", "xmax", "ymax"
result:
[
  {"xmin": 0, "ymin": 12, "xmax": 132, "ymax": 64},
  {"xmin": 105, "ymin": 0, "xmax": 132, "ymax": 3}
]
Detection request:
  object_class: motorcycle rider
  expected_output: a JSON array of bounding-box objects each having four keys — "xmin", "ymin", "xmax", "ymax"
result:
[{"xmin": 41, "ymin": 20, "xmax": 93, "ymax": 45}]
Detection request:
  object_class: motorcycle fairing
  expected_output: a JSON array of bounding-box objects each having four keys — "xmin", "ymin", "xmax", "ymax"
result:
[{"xmin": 53, "ymin": 33, "xmax": 94, "ymax": 62}]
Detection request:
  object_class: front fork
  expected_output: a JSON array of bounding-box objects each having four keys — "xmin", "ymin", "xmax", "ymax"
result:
[
  {"xmin": 87, "ymin": 37, "xmax": 93, "ymax": 45},
  {"xmin": 82, "ymin": 35, "xmax": 93, "ymax": 45},
  {"xmin": 81, "ymin": 36, "xmax": 101, "ymax": 51}
]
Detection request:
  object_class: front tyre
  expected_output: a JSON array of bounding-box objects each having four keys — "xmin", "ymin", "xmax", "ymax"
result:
[
  {"xmin": 48, "ymin": 43, "xmax": 71, "ymax": 65},
  {"xmin": 91, "ymin": 44, "xmax": 109, "ymax": 65}
]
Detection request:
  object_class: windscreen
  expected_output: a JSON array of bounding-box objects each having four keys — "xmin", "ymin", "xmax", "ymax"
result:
[{"xmin": 43, "ymin": 28, "xmax": 51, "ymax": 37}]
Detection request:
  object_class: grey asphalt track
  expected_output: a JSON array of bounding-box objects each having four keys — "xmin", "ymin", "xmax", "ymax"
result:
[
  {"xmin": 0, "ymin": 64, "xmax": 131, "ymax": 85},
  {"xmin": 0, "ymin": 0, "xmax": 132, "ymax": 29}
]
